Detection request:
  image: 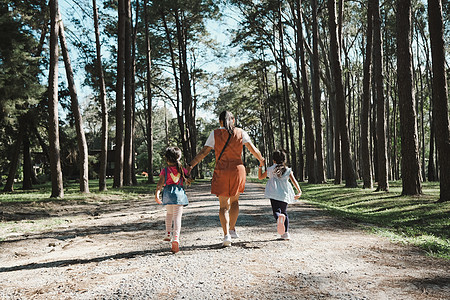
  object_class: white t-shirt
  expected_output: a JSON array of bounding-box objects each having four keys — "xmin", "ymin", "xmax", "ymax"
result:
[
  {"xmin": 204, "ymin": 127, "xmax": 251, "ymax": 148},
  {"xmin": 264, "ymin": 164, "xmax": 296, "ymax": 203}
]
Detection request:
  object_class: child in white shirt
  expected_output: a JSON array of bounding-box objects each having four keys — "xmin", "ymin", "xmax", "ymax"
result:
[{"xmin": 258, "ymin": 150, "xmax": 302, "ymax": 240}]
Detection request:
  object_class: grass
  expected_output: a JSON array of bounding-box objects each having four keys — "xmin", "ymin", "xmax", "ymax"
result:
[
  {"xmin": 297, "ymin": 180, "xmax": 450, "ymax": 259},
  {"xmin": 0, "ymin": 176, "xmax": 159, "ymax": 203},
  {"xmin": 2, "ymin": 177, "xmax": 449, "ymax": 259}
]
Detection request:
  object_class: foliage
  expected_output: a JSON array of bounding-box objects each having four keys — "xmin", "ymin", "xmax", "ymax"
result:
[{"xmin": 0, "ymin": 1, "xmax": 46, "ymax": 186}]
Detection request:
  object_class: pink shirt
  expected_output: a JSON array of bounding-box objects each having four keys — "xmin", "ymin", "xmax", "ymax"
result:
[{"xmin": 160, "ymin": 166, "xmax": 188, "ymax": 185}]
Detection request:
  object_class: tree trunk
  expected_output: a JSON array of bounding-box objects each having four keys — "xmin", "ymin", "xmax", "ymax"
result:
[
  {"xmin": 58, "ymin": 8, "xmax": 89, "ymax": 193},
  {"xmin": 93, "ymin": 0, "xmax": 108, "ymax": 191},
  {"xmin": 428, "ymin": 112, "xmax": 436, "ymax": 181},
  {"xmin": 361, "ymin": 0, "xmax": 373, "ymax": 189},
  {"xmin": 312, "ymin": 0, "xmax": 325, "ymax": 183},
  {"xmin": 428, "ymin": 0, "xmax": 450, "ymax": 201},
  {"xmin": 48, "ymin": 0, "xmax": 64, "ymax": 198},
  {"xmin": 293, "ymin": 0, "xmax": 304, "ymax": 181},
  {"xmin": 318, "ymin": 33, "xmax": 335, "ymax": 180},
  {"xmin": 397, "ymin": 0, "xmax": 422, "ymax": 195},
  {"xmin": 3, "ymin": 127, "xmax": 23, "ymax": 193},
  {"xmin": 123, "ymin": 0, "xmax": 133, "ymax": 186},
  {"xmin": 174, "ymin": 9, "xmax": 196, "ymax": 163},
  {"xmin": 371, "ymin": 80, "xmax": 378, "ymax": 182},
  {"xmin": 278, "ymin": 1, "xmax": 296, "ymax": 174},
  {"xmin": 161, "ymin": 11, "xmax": 188, "ymax": 159},
  {"xmin": 275, "ymin": 69, "xmax": 285, "ymax": 150},
  {"xmin": 373, "ymin": 0, "xmax": 389, "ymax": 191},
  {"xmin": 131, "ymin": 1, "xmax": 139, "ymax": 186},
  {"xmin": 144, "ymin": 0, "xmax": 154, "ymax": 184},
  {"xmin": 22, "ymin": 123, "xmax": 33, "ymax": 190},
  {"xmin": 262, "ymin": 51, "xmax": 275, "ymax": 162},
  {"xmin": 298, "ymin": 24, "xmax": 316, "ymax": 183},
  {"xmin": 114, "ymin": 0, "xmax": 126, "ymax": 188},
  {"xmin": 392, "ymin": 80, "xmax": 399, "ymax": 180},
  {"xmin": 327, "ymin": 0, "xmax": 357, "ymax": 187},
  {"xmin": 333, "ymin": 93, "xmax": 342, "ymax": 184}
]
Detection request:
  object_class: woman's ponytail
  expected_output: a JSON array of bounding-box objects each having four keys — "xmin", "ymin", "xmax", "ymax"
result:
[{"xmin": 219, "ymin": 110, "xmax": 235, "ymax": 135}]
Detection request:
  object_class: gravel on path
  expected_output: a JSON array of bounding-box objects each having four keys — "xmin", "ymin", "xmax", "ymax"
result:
[{"xmin": 0, "ymin": 181, "xmax": 449, "ymax": 299}]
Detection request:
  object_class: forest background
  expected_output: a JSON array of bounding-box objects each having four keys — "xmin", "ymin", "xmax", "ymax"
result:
[{"xmin": 0, "ymin": 0, "xmax": 449, "ymax": 206}]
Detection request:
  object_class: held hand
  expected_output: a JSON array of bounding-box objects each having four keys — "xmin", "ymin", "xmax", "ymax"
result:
[
  {"xmin": 259, "ymin": 159, "xmax": 265, "ymax": 167},
  {"xmin": 186, "ymin": 165, "xmax": 193, "ymax": 175},
  {"xmin": 186, "ymin": 177, "xmax": 194, "ymax": 186}
]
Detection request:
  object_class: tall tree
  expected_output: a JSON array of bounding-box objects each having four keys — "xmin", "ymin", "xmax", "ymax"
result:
[
  {"xmin": 297, "ymin": 4, "xmax": 316, "ymax": 183},
  {"xmin": 57, "ymin": 8, "xmax": 90, "ymax": 193},
  {"xmin": 22, "ymin": 120, "xmax": 33, "ymax": 190},
  {"xmin": 428, "ymin": 0, "xmax": 450, "ymax": 202},
  {"xmin": 48, "ymin": 0, "xmax": 64, "ymax": 198},
  {"xmin": 114, "ymin": 0, "xmax": 126, "ymax": 188},
  {"xmin": 123, "ymin": 0, "xmax": 133, "ymax": 186},
  {"xmin": 278, "ymin": 0, "xmax": 297, "ymax": 175},
  {"xmin": 93, "ymin": 0, "xmax": 108, "ymax": 191},
  {"xmin": 291, "ymin": 0, "xmax": 304, "ymax": 181},
  {"xmin": 361, "ymin": 0, "xmax": 374, "ymax": 189},
  {"xmin": 397, "ymin": 0, "xmax": 422, "ymax": 195},
  {"xmin": 327, "ymin": 0, "xmax": 357, "ymax": 187},
  {"xmin": 1, "ymin": 1, "xmax": 45, "ymax": 192},
  {"xmin": 3, "ymin": 127, "xmax": 23, "ymax": 192},
  {"xmin": 144, "ymin": 0, "xmax": 155, "ymax": 184},
  {"xmin": 311, "ymin": 0, "xmax": 326, "ymax": 183},
  {"xmin": 373, "ymin": 0, "xmax": 389, "ymax": 191}
]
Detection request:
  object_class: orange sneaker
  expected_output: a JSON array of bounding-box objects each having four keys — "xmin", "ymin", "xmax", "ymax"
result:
[{"xmin": 171, "ymin": 240, "xmax": 180, "ymax": 253}]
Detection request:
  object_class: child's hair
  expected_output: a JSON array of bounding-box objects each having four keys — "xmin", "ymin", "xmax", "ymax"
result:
[
  {"xmin": 219, "ymin": 110, "xmax": 235, "ymax": 135},
  {"xmin": 165, "ymin": 146, "xmax": 186, "ymax": 183},
  {"xmin": 273, "ymin": 150, "xmax": 287, "ymax": 178}
]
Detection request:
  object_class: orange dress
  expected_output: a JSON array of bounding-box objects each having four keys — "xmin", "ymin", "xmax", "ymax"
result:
[{"xmin": 211, "ymin": 128, "xmax": 246, "ymax": 197}]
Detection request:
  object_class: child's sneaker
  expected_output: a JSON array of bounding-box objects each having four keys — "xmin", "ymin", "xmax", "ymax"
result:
[
  {"xmin": 229, "ymin": 229, "xmax": 239, "ymax": 239},
  {"xmin": 277, "ymin": 214, "xmax": 286, "ymax": 235},
  {"xmin": 171, "ymin": 240, "xmax": 180, "ymax": 253},
  {"xmin": 222, "ymin": 234, "xmax": 232, "ymax": 247},
  {"xmin": 281, "ymin": 232, "xmax": 290, "ymax": 240}
]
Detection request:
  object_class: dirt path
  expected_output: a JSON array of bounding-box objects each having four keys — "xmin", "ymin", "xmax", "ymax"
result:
[{"xmin": 0, "ymin": 181, "xmax": 449, "ymax": 299}]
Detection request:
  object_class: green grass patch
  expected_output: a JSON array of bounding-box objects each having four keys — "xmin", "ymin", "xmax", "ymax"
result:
[
  {"xmin": 0, "ymin": 176, "xmax": 159, "ymax": 203},
  {"xmin": 300, "ymin": 180, "xmax": 449, "ymax": 259},
  {"xmin": 0, "ymin": 175, "xmax": 209, "ymax": 204}
]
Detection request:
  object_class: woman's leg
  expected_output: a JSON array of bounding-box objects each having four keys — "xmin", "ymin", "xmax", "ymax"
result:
[
  {"xmin": 218, "ymin": 194, "xmax": 240, "ymax": 236},
  {"xmin": 229, "ymin": 194, "xmax": 240, "ymax": 231},
  {"xmin": 218, "ymin": 196, "xmax": 231, "ymax": 236}
]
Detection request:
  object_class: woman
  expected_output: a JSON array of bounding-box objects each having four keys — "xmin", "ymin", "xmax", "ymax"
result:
[{"xmin": 187, "ymin": 111, "xmax": 265, "ymax": 247}]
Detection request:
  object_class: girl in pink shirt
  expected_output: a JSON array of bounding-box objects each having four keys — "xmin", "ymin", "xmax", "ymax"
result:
[{"xmin": 155, "ymin": 147, "xmax": 190, "ymax": 253}]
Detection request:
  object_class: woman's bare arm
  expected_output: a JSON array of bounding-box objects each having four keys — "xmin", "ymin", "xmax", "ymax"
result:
[
  {"xmin": 244, "ymin": 141, "xmax": 265, "ymax": 164},
  {"xmin": 258, "ymin": 160, "xmax": 267, "ymax": 180},
  {"xmin": 187, "ymin": 146, "xmax": 212, "ymax": 173}
]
